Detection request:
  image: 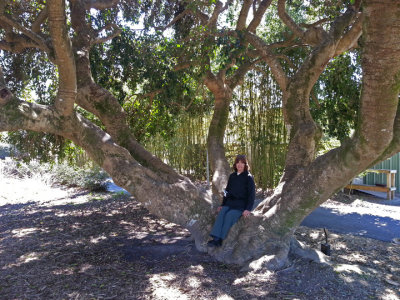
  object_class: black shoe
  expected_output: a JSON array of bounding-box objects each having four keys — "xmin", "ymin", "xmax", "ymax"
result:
[{"xmin": 207, "ymin": 238, "xmax": 222, "ymax": 247}]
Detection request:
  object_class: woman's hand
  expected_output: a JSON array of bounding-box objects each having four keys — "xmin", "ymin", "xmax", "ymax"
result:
[
  {"xmin": 242, "ymin": 210, "xmax": 251, "ymax": 218},
  {"xmin": 217, "ymin": 206, "xmax": 223, "ymax": 213}
]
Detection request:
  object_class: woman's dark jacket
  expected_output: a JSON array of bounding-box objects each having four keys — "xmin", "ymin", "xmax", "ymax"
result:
[{"xmin": 222, "ymin": 171, "xmax": 255, "ymax": 211}]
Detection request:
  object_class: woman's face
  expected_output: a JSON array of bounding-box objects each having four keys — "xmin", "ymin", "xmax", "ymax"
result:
[{"xmin": 236, "ymin": 160, "xmax": 245, "ymax": 173}]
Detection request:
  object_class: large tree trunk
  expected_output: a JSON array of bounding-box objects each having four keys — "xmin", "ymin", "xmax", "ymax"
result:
[
  {"xmin": 1, "ymin": 0, "xmax": 400, "ymax": 272},
  {"xmin": 201, "ymin": 0, "xmax": 400, "ymax": 270},
  {"xmin": 204, "ymin": 74, "xmax": 233, "ymax": 202},
  {"xmin": 207, "ymin": 94, "xmax": 232, "ymax": 195},
  {"xmin": 0, "ymin": 97, "xmax": 215, "ymax": 251}
]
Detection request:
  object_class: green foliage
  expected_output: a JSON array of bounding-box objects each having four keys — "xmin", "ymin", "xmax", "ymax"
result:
[
  {"xmin": 145, "ymin": 66, "xmax": 288, "ymax": 189},
  {"xmin": 2, "ymin": 131, "xmax": 96, "ymax": 169},
  {"xmin": 1, "ymin": 50, "xmax": 58, "ymax": 104},
  {"xmin": 4, "ymin": 131, "xmax": 67, "ymax": 163},
  {"xmin": 311, "ymin": 52, "xmax": 361, "ymax": 141},
  {"xmin": 316, "ymin": 136, "xmax": 341, "ymax": 156},
  {"xmin": 90, "ymin": 29, "xmax": 211, "ymax": 142},
  {"xmin": 145, "ymin": 112, "xmax": 210, "ymax": 180},
  {"xmin": 227, "ymin": 67, "xmax": 288, "ymax": 189},
  {"xmin": 286, "ymin": 0, "xmax": 354, "ymax": 21},
  {"xmin": 0, "ymin": 158, "xmax": 109, "ymax": 191},
  {"xmin": 1, "ymin": 0, "xmax": 363, "ymax": 190},
  {"xmin": 50, "ymin": 163, "xmax": 109, "ymax": 191}
]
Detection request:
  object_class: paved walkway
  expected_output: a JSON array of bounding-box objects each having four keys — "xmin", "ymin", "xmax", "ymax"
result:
[{"xmin": 301, "ymin": 191, "xmax": 400, "ymax": 242}]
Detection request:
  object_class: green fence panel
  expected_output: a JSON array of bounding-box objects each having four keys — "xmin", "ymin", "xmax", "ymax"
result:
[{"xmin": 363, "ymin": 152, "xmax": 400, "ymax": 193}]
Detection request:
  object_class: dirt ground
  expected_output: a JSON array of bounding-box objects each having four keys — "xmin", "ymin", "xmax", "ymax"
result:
[{"xmin": 1, "ymin": 176, "xmax": 400, "ymax": 299}]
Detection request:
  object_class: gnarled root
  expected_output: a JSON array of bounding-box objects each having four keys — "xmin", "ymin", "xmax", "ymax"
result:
[
  {"xmin": 289, "ymin": 237, "xmax": 331, "ymax": 266},
  {"xmin": 242, "ymin": 247, "xmax": 290, "ymax": 272}
]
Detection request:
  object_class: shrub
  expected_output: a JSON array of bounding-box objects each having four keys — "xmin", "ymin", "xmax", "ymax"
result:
[{"xmin": 0, "ymin": 158, "xmax": 109, "ymax": 191}]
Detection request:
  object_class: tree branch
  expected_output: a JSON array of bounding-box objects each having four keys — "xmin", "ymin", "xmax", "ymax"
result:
[
  {"xmin": 91, "ymin": 23, "xmax": 122, "ymax": 46},
  {"xmin": 334, "ymin": 13, "xmax": 363, "ymax": 56},
  {"xmin": 236, "ymin": 0, "xmax": 252, "ymax": 30},
  {"xmin": 31, "ymin": 6, "xmax": 48, "ymax": 33},
  {"xmin": 245, "ymin": 32, "xmax": 288, "ymax": 91},
  {"xmin": 290, "ymin": 8, "xmax": 360, "ymax": 94},
  {"xmin": 227, "ymin": 59, "xmax": 260, "ymax": 89},
  {"xmin": 310, "ymin": 88, "xmax": 320, "ymax": 108},
  {"xmin": 277, "ymin": 0, "xmax": 303, "ymax": 37},
  {"xmin": 0, "ymin": 66, "xmax": 12, "ymax": 106},
  {"xmin": 299, "ymin": 18, "xmax": 329, "ymax": 29},
  {"xmin": 155, "ymin": 9, "xmax": 191, "ymax": 32},
  {"xmin": 68, "ymin": 0, "xmax": 179, "ymax": 180},
  {"xmin": 329, "ymin": 6, "xmax": 358, "ymax": 41},
  {"xmin": 0, "ymin": 65, "xmax": 5, "ymax": 88},
  {"xmin": 247, "ymin": 0, "xmax": 273, "ymax": 33},
  {"xmin": 0, "ymin": 13, "xmax": 51, "ymax": 54},
  {"xmin": 0, "ymin": 38, "xmax": 41, "ymax": 53},
  {"xmin": 173, "ymin": 62, "xmax": 192, "ymax": 71},
  {"xmin": 208, "ymin": 1, "xmax": 231, "ymax": 28},
  {"xmin": 48, "ymin": 0, "xmax": 77, "ymax": 116},
  {"xmin": 277, "ymin": 0, "xmax": 330, "ymax": 46},
  {"xmin": 84, "ymin": 0, "xmax": 119, "ymax": 10}
]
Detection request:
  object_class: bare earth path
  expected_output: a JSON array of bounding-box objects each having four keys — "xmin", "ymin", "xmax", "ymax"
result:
[{"xmin": 1, "ymin": 172, "xmax": 400, "ymax": 299}]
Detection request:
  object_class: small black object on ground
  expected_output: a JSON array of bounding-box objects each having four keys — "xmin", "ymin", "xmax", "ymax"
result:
[{"xmin": 321, "ymin": 228, "xmax": 331, "ymax": 256}]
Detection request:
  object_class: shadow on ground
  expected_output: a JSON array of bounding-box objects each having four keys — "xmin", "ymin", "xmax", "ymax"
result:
[{"xmin": 1, "ymin": 191, "xmax": 399, "ymax": 299}]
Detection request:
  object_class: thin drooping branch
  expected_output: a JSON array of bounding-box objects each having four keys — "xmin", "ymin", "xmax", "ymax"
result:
[
  {"xmin": 156, "ymin": 9, "xmax": 191, "ymax": 31},
  {"xmin": 91, "ymin": 23, "xmax": 122, "ymax": 46},
  {"xmin": 0, "ymin": 12, "xmax": 51, "ymax": 53},
  {"xmin": 48, "ymin": 0, "xmax": 77, "ymax": 116}
]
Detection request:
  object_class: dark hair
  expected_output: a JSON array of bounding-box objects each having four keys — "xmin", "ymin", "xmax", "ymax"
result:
[{"xmin": 232, "ymin": 154, "xmax": 249, "ymax": 172}]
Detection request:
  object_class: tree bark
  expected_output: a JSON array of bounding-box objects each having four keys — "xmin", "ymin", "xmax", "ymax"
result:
[
  {"xmin": 69, "ymin": 0, "xmax": 182, "ymax": 183},
  {"xmin": 1, "ymin": 0, "xmax": 400, "ymax": 272},
  {"xmin": 0, "ymin": 96, "xmax": 214, "ymax": 250},
  {"xmin": 212, "ymin": 0, "xmax": 400, "ymax": 270},
  {"xmin": 204, "ymin": 74, "xmax": 233, "ymax": 201},
  {"xmin": 207, "ymin": 94, "xmax": 232, "ymax": 195}
]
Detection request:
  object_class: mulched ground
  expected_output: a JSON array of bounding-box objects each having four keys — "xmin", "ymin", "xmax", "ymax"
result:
[{"xmin": 1, "ymin": 186, "xmax": 400, "ymax": 299}]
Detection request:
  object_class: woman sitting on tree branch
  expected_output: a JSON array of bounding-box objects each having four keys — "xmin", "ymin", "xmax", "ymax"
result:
[{"xmin": 207, "ymin": 155, "xmax": 256, "ymax": 247}]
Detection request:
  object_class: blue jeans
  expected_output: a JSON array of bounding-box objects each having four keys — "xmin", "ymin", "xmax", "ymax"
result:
[{"xmin": 210, "ymin": 206, "xmax": 242, "ymax": 240}]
